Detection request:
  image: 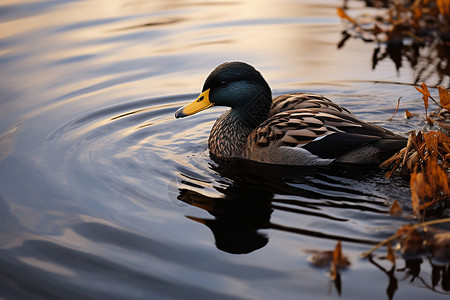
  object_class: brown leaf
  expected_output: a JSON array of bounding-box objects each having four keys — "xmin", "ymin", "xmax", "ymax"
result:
[
  {"xmin": 389, "ymin": 200, "xmax": 403, "ymax": 216},
  {"xmin": 416, "ymin": 83, "xmax": 430, "ymax": 115},
  {"xmin": 373, "ymin": 23, "xmax": 383, "ymax": 35},
  {"xmin": 337, "ymin": 7, "xmax": 356, "ymax": 24},
  {"xmin": 438, "ymin": 86, "xmax": 450, "ymax": 109},
  {"xmin": 437, "ymin": 0, "xmax": 450, "ymax": 17},
  {"xmin": 380, "ymin": 147, "xmax": 404, "ymax": 169},
  {"xmin": 421, "ymin": 83, "xmax": 431, "ymax": 98},
  {"xmin": 410, "ymin": 169, "xmax": 423, "ymax": 216},
  {"xmin": 332, "ymin": 240, "xmax": 350, "ymax": 268},
  {"xmin": 399, "ymin": 228, "xmax": 425, "ymax": 256},
  {"xmin": 307, "ymin": 250, "xmax": 333, "ymax": 267},
  {"xmin": 387, "ymin": 242, "xmax": 395, "ymax": 264},
  {"xmin": 409, "ymin": 153, "xmax": 450, "ymax": 214},
  {"xmin": 329, "ymin": 241, "xmax": 346, "ymax": 296},
  {"xmin": 402, "ymin": 133, "xmax": 415, "ymax": 166},
  {"xmin": 400, "ymin": 226, "xmax": 450, "ymax": 261},
  {"xmin": 413, "ymin": 6, "xmax": 422, "ymax": 19},
  {"xmin": 333, "ymin": 240, "xmax": 342, "ymax": 267},
  {"xmin": 405, "ymin": 109, "xmax": 413, "ymax": 118}
]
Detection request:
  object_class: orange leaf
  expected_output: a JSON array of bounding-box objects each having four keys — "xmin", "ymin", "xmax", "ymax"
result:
[
  {"xmin": 438, "ymin": 86, "xmax": 450, "ymax": 109},
  {"xmin": 389, "ymin": 200, "xmax": 403, "ymax": 215},
  {"xmin": 424, "ymin": 132, "xmax": 439, "ymax": 155},
  {"xmin": 387, "ymin": 242, "xmax": 395, "ymax": 264},
  {"xmin": 405, "ymin": 109, "xmax": 413, "ymax": 118},
  {"xmin": 337, "ymin": 7, "xmax": 356, "ymax": 24},
  {"xmin": 333, "ymin": 240, "xmax": 342, "ymax": 266},
  {"xmin": 437, "ymin": 0, "xmax": 450, "ymax": 17},
  {"xmin": 416, "ymin": 83, "xmax": 430, "ymax": 115},
  {"xmin": 307, "ymin": 250, "xmax": 333, "ymax": 267},
  {"xmin": 421, "ymin": 83, "xmax": 431, "ymax": 97},
  {"xmin": 373, "ymin": 24, "xmax": 383, "ymax": 36},
  {"xmin": 332, "ymin": 240, "xmax": 350, "ymax": 268},
  {"xmin": 410, "ymin": 170, "xmax": 423, "ymax": 216},
  {"xmin": 413, "ymin": 7, "xmax": 422, "ymax": 19}
]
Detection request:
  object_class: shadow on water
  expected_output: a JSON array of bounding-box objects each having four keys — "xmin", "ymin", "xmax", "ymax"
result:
[{"xmin": 174, "ymin": 158, "xmax": 394, "ymax": 254}]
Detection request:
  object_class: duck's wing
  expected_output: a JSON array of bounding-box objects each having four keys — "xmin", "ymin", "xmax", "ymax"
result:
[
  {"xmin": 269, "ymin": 93, "xmax": 354, "ymax": 116},
  {"xmin": 246, "ymin": 106, "xmax": 406, "ymax": 163}
]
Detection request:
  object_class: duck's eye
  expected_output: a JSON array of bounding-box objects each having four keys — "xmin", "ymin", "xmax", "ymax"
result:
[{"xmin": 220, "ymin": 80, "xmax": 228, "ymax": 86}]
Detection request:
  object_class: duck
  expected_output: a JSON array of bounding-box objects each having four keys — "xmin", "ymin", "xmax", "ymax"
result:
[{"xmin": 175, "ymin": 61, "xmax": 407, "ymax": 165}]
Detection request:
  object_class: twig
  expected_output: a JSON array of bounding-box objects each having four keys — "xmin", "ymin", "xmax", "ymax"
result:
[
  {"xmin": 361, "ymin": 218, "xmax": 450, "ymax": 258},
  {"xmin": 387, "ymin": 97, "xmax": 402, "ymax": 121}
]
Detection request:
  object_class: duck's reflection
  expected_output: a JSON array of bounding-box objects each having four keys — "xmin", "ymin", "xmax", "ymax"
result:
[
  {"xmin": 180, "ymin": 189, "xmax": 271, "ymax": 254},
  {"xmin": 175, "ymin": 158, "xmax": 385, "ymax": 254}
]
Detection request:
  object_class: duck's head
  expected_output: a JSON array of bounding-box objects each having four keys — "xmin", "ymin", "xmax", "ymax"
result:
[{"xmin": 175, "ymin": 62, "xmax": 272, "ymax": 127}]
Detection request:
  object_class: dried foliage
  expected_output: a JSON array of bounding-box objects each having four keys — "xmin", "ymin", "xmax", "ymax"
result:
[
  {"xmin": 308, "ymin": 241, "xmax": 350, "ymax": 295},
  {"xmin": 305, "ymin": 83, "xmax": 450, "ymax": 294},
  {"xmin": 381, "ymin": 84, "xmax": 450, "ymax": 219},
  {"xmin": 338, "ymin": 0, "xmax": 450, "ymax": 85},
  {"xmin": 410, "ymin": 159, "xmax": 449, "ymax": 216},
  {"xmin": 368, "ymin": 84, "xmax": 450, "ymax": 266},
  {"xmin": 389, "ymin": 199, "xmax": 403, "ymax": 215},
  {"xmin": 381, "ymin": 130, "xmax": 450, "ymax": 175},
  {"xmin": 398, "ymin": 225, "xmax": 450, "ymax": 261}
]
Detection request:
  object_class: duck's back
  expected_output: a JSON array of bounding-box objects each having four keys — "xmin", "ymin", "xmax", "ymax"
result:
[
  {"xmin": 269, "ymin": 93, "xmax": 353, "ymax": 117},
  {"xmin": 243, "ymin": 93, "xmax": 407, "ymax": 165}
]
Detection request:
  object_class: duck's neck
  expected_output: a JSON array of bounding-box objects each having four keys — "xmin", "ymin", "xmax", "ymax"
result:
[{"xmin": 208, "ymin": 109, "xmax": 256, "ymax": 158}]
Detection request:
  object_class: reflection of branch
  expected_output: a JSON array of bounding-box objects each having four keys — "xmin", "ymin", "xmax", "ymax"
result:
[
  {"xmin": 370, "ymin": 253, "xmax": 450, "ymax": 297},
  {"xmin": 338, "ymin": 1, "xmax": 450, "ymax": 85},
  {"xmin": 368, "ymin": 255, "xmax": 398, "ymax": 300},
  {"xmin": 397, "ymin": 258, "xmax": 450, "ymax": 295},
  {"xmin": 270, "ymin": 222, "xmax": 379, "ymax": 245},
  {"xmin": 412, "ymin": 271, "xmax": 450, "ymax": 295}
]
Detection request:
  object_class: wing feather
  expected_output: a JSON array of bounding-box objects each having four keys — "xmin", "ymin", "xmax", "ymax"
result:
[{"xmin": 246, "ymin": 93, "xmax": 405, "ymax": 160}]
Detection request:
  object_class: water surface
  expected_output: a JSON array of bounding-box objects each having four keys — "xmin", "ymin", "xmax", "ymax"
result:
[{"xmin": 0, "ymin": 0, "xmax": 449, "ymax": 299}]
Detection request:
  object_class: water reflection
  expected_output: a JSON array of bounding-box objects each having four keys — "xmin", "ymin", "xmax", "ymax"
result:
[
  {"xmin": 172, "ymin": 157, "xmax": 450, "ymax": 298},
  {"xmin": 339, "ymin": 0, "xmax": 450, "ymax": 86},
  {"xmin": 175, "ymin": 159, "xmax": 388, "ymax": 254},
  {"xmin": 2, "ymin": 0, "xmax": 449, "ymax": 298},
  {"xmin": 369, "ymin": 255, "xmax": 450, "ymax": 299},
  {"xmin": 371, "ymin": 41, "xmax": 450, "ymax": 86}
]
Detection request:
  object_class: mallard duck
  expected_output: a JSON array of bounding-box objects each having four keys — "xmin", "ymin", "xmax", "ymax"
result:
[{"xmin": 175, "ymin": 62, "xmax": 407, "ymax": 165}]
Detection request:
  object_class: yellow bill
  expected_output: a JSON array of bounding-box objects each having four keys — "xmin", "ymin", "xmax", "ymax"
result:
[{"xmin": 175, "ymin": 89, "xmax": 213, "ymax": 118}]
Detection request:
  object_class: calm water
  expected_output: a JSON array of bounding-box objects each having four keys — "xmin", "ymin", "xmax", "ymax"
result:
[{"xmin": 1, "ymin": 0, "xmax": 449, "ymax": 299}]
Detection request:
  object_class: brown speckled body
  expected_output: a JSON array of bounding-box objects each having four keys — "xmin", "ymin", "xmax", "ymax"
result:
[
  {"xmin": 208, "ymin": 109, "xmax": 253, "ymax": 158},
  {"xmin": 208, "ymin": 93, "xmax": 407, "ymax": 165}
]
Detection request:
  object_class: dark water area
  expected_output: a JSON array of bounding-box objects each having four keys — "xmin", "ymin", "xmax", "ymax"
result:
[{"xmin": 1, "ymin": 0, "xmax": 449, "ymax": 299}]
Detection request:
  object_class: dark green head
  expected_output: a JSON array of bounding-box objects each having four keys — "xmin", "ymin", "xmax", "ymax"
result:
[
  {"xmin": 202, "ymin": 61, "xmax": 272, "ymax": 108},
  {"xmin": 175, "ymin": 62, "xmax": 273, "ymax": 127}
]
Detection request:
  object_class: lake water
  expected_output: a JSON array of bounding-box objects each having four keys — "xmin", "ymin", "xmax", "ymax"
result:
[{"xmin": 1, "ymin": 0, "xmax": 449, "ymax": 299}]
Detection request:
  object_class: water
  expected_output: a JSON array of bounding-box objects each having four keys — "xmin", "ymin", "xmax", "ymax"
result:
[{"xmin": 0, "ymin": 0, "xmax": 449, "ymax": 299}]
